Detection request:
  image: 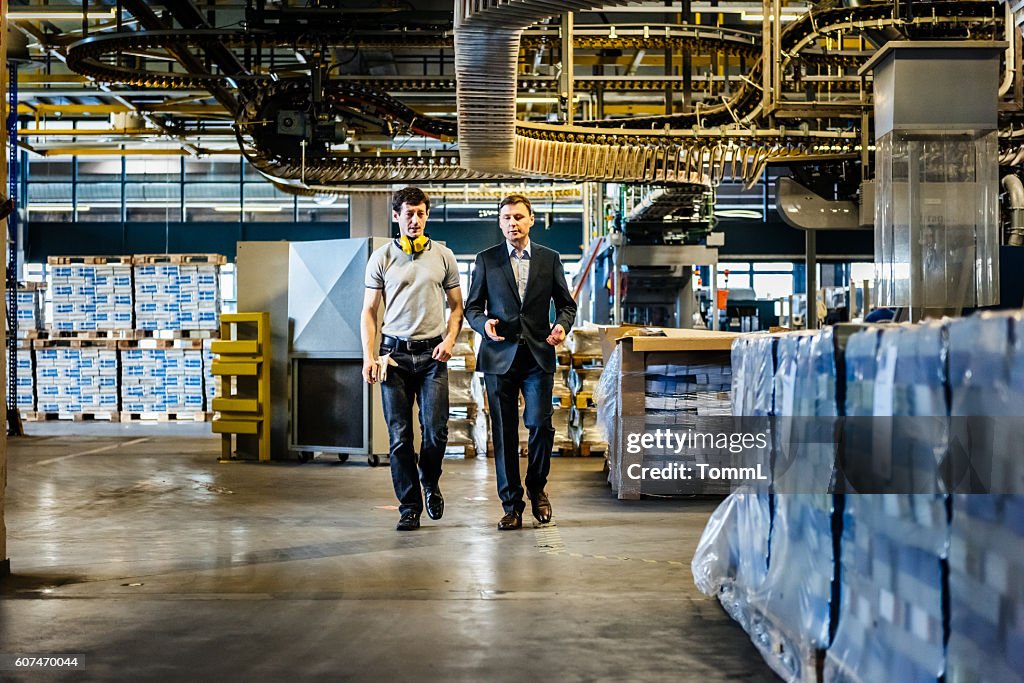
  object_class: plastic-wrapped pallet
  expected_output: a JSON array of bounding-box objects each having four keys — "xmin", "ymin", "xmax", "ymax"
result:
[
  {"xmin": 449, "ymin": 369, "xmax": 476, "ymax": 404},
  {"xmin": 595, "ymin": 345, "xmax": 622, "ymax": 487},
  {"xmin": 120, "ymin": 345, "xmax": 206, "ymax": 416},
  {"xmin": 825, "ymin": 322, "xmax": 952, "ymax": 683},
  {"xmin": 754, "ymin": 330, "xmax": 837, "ymax": 683},
  {"xmin": 570, "ymin": 407, "xmax": 608, "ymax": 455},
  {"xmin": 947, "ymin": 313, "xmax": 1021, "ymax": 493},
  {"xmin": 566, "ymin": 323, "xmax": 602, "ymax": 357},
  {"xmin": 694, "ymin": 334, "xmax": 774, "ymax": 636},
  {"xmin": 134, "ymin": 261, "xmax": 220, "ymax": 331},
  {"xmin": 892, "ymin": 321, "xmax": 949, "ymax": 494},
  {"xmin": 945, "ymin": 312, "xmax": 1024, "ymax": 683},
  {"xmin": 15, "ymin": 343, "xmax": 35, "ymax": 412},
  {"xmin": 48, "ymin": 261, "xmax": 133, "ymax": 331},
  {"xmin": 947, "ymin": 495, "xmax": 1024, "ymax": 683},
  {"xmin": 34, "ymin": 341, "xmax": 119, "ymax": 416},
  {"xmin": 826, "ymin": 493, "xmax": 949, "ymax": 683}
]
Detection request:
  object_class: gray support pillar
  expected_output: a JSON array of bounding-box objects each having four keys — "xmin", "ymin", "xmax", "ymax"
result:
[
  {"xmin": 348, "ymin": 192, "xmax": 393, "ymax": 239},
  {"xmin": 806, "ymin": 230, "xmax": 818, "ymax": 329}
]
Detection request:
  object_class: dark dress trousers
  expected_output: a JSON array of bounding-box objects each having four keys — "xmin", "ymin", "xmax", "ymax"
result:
[{"xmin": 465, "ymin": 242, "xmax": 577, "ymax": 515}]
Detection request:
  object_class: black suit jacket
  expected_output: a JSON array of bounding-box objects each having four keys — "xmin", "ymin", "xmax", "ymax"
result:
[{"xmin": 465, "ymin": 242, "xmax": 577, "ymax": 374}]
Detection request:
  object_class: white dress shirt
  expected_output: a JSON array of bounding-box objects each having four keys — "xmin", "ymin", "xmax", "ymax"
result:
[{"xmin": 506, "ymin": 239, "xmax": 531, "ymax": 302}]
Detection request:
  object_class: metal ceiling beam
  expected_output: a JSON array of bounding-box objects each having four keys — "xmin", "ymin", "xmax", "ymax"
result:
[{"xmin": 118, "ymin": 0, "xmax": 239, "ymax": 114}]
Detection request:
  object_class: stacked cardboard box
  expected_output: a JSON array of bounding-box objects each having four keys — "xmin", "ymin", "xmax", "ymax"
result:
[
  {"xmin": 33, "ymin": 341, "xmax": 119, "ymax": 416},
  {"xmin": 447, "ymin": 326, "xmax": 488, "ymax": 457},
  {"xmin": 16, "ymin": 285, "xmax": 43, "ymax": 335},
  {"xmin": 566, "ymin": 325, "xmax": 607, "ymax": 455},
  {"xmin": 119, "ymin": 342, "xmax": 206, "ymax": 417},
  {"xmin": 48, "ymin": 259, "xmax": 133, "ymax": 332},
  {"xmin": 15, "ymin": 343, "xmax": 35, "ymax": 412},
  {"xmin": 133, "ymin": 260, "xmax": 220, "ymax": 331}
]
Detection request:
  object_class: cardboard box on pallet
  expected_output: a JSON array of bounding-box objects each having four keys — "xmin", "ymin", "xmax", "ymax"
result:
[{"xmin": 601, "ymin": 328, "xmax": 738, "ymax": 499}]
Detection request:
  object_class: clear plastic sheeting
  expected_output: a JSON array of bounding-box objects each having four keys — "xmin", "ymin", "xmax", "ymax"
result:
[
  {"xmin": 891, "ymin": 321, "xmax": 950, "ymax": 494},
  {"xmin": 874, "ymin": 131, "xmax": 1000, "ymax": 311},
  {"xmin": 947, "ymin": 495, "xmax": 1024, "ymax": 683},
  {"xmin": 694, "ymin": 333, "xmax": 774, "ymax": 627},
  {"xmin": 759, "ymin": 330, "xmax": 837, "ymax": 681},
  {"xmin": 947, "ymin": 313, "xmax": 1024, "ymax": 493},
  {"xmin": 565, "ymin": 323, "xmax": 603, "ymax": 357},
  {"xmin": 595, "ymin": 345, "xmax": 623, "ymax": 490},
  {"xmin": 825, "ymin": 493, "xmax": 950, "ymax": 683},
  {"xmin": 709, "ymin": 329, "xmax": 837, "ymax": 682},
  {"xmin": 946, "ymin": 312, "xmax": 1024, "ymax": 683}
]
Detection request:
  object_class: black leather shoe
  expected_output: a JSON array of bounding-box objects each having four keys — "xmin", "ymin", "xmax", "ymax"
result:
[
  {"xmin": 529, "ymin": 490, "xmax": 552, "ymax": 524},
  {"xmin": 424, "ymin": 487, "xmax": 444, "ymax": 520},
  {"xmin": 396, "ymin": 511, "xmax": 420, "ymax": 531},
  {"xmin": 497, "ymin": 511, "xmax": 523, "ymax": 531}
]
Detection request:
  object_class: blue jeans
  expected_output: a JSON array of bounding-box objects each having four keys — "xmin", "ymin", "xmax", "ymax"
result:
[
  {"xmin": 484, "ymin": 345, "xmax": 554, "ymax": 515},
  {"xmin": 379, "ymin": 341, "xmax": 449, "ymax": 515}
]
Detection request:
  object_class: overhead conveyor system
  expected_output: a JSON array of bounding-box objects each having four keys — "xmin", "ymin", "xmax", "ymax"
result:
[{"xmin": 5, "ymin": 0, "xmax": 1024, "ymax": 190}]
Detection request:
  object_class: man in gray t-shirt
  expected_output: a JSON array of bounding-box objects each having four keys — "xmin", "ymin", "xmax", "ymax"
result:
[{"xmin": 361, "ymin": 186, "xmax": 464, "ymax": 532}]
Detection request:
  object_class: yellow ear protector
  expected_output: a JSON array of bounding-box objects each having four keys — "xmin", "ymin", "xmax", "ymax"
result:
[{"xmin": 397, "ymin": 234, "xmax": 429, "ymax": 255}]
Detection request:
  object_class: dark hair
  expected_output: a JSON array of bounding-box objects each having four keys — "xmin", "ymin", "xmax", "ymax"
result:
[
  {"xmin": 498, "ymin": 193, "xmax": 533, "ymax": 216},
  {"xmin": 392, "ymin": 186, "xmax": 430, "ymax": 214}
]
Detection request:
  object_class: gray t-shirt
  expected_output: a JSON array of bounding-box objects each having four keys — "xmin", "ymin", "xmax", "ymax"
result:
[{"xmin": 365, "ymin": 239, "xmax": 460, "ymax": 340}]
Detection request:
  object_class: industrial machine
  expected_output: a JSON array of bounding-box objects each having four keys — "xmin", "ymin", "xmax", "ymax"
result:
[{"xmin": 237, "ymin": 238, "xmax": 390, "ymax": 464}]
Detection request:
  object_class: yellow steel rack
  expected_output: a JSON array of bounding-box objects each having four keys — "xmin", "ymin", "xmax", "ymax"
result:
[{"xmin": 210, "ymin": 312, "xmax": 271, "ymax": 462}]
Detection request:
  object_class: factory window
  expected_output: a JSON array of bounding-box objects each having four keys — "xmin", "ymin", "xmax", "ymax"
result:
[{"xmin": 753, "ymin": 274, "xmax": 795, "ymax": 299}]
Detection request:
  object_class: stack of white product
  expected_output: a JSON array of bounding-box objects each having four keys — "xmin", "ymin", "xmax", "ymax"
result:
[
  {"xmin": 644, "ymin": 362, "xmax": 732, "ymax": 419},
  {"xmin": 15, "ymin": 344, "xmax": 34, "ymax": 411},
  {"xmin": 16, "ymin": 287, "xmax": 41, "ymax": 334},
  {"xmin": 120, "ymin": 345, "xmax": 206, "ymax": 414},
  {"xmin": 134, "ymin": 263, "xmax": 219, "ymax": 331},
  {"xmin": 34, "ymin": 342, "xmax": 119, "ymax": 414},
  {"xmin": 203, "ymin": 339, "xmax": 218, "ymax": 410},
  {"xmin": 49, "ymin": 263, "xmax": 133, "ymax": 331}
]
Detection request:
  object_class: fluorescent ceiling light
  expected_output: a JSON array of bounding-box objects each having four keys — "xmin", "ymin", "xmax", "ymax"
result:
[
  {"xmin": 516, "ymin": 97, "xmax": 561, "ymax": 104},
  {"xmin": 8, "ymin": 8, "xmax": 116, "ymax": 20},
  {"xmin": 29, "ymin": 204, "xmax": 90, "ymax": 212},
  {"xmin": 741, "ymin": 11, "xmax": 802, "ymax": 22},
  {"xmin": 212, "ymin": 205, "xmax": 283, "ymax": 213},
  {"xmin": 717, "ymin": 209, "xmax": 763, "ymax": 219}
]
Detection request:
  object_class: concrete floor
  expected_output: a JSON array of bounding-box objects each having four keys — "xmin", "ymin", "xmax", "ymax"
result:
[{"xmin": 2, "ymin": 424, "xmax": 777, "ymax": 682}]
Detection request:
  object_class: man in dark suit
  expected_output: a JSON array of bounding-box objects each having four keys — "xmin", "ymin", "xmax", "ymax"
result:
[{"xmin": 465, "ymin": 194, "xmax": 577, "ymax": 530}]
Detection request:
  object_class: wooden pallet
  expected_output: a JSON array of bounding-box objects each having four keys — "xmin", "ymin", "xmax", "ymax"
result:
[
  {"xmin": 445, "ymin": 443, "xmax": 480, "ymax": 459},
  {"xmin": 137, "ymin": 329, "xmax": 219, "ymax": 340},
  {"xmin": 22, "ymin": 411, "xmax": 120, "ymax": 422},
  {"xmin": 557, "ymin": 393, "xmax": 594, "ymax": 409},
  {"xmin": 577, "ymin": 441, "xmax": 607, "ymax": 457},
  {"xmin": 120, "ymin": 411, "xmax": 211, "ymax": 422},
  {"xmin": 47, "ymin": 255, "xmax": 133, "ymax": 265},
  {"xmin": 47, "ymin": 329, "xmax": 140, "ymax": 340},
  {"xmin": 568, "ymin": 354, "xmax": 603, "ymax": 368},
  {"xmin": 132, "ymin": 253, "xmax": 227, "ymax": 265},
  {"xmin": 118, "ymin": 338, "xmax": 205, "ymax": 350},
  {"xmin": 32, "ymin": 338, "xmax": 119, "ymax": 349}
]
